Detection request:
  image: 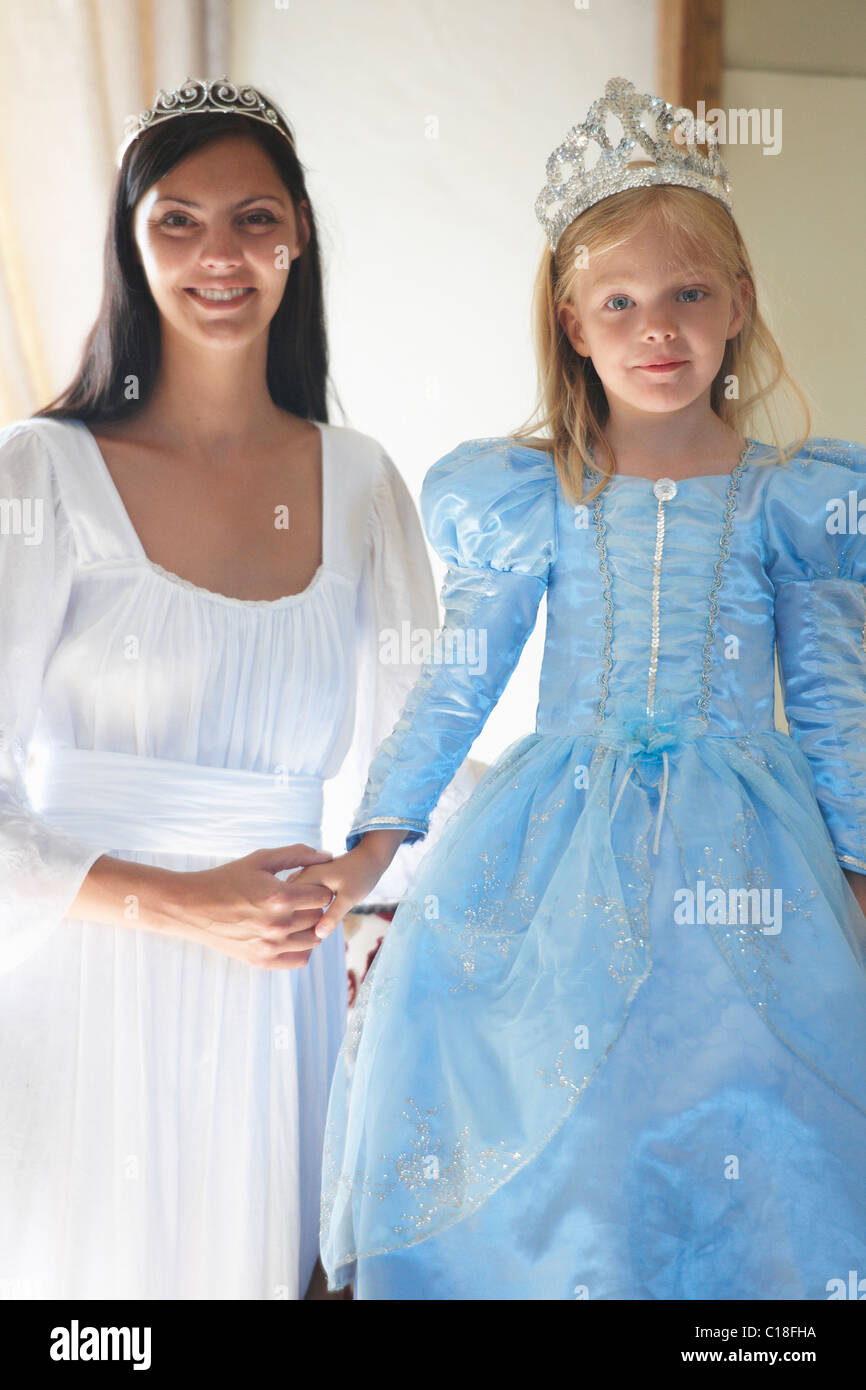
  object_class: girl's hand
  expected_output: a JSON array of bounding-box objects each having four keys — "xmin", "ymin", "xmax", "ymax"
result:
[
  {"xmin": 288, "ymin": 843, "xmax": 396, "ymax": 940},
  {"xmin": 163, "ymin": 843, "xmax": 338, "ymax": 969}
]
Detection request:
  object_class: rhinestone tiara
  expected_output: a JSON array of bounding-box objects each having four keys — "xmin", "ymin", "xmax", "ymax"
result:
[
  {"xmin": 535, "ymin": 75, "xmax": 733, "ymax": 252},
  {"xmin": 116, "ymin": 76, "xmax": 295, "ymax": 167}
]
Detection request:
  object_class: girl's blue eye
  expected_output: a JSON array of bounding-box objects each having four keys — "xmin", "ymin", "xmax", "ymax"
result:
[{"xmin": 603, "ymin": 288, "xmax": 707, "ymax": 311}]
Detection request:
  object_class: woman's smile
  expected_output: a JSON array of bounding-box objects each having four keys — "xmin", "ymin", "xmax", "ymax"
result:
[{"xmin": 184, "ymin": 285, "xmax": 256, "ymax": 308}]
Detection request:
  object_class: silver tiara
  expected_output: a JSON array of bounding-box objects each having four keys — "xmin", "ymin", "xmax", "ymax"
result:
[
  {"xmin": 117, "ymin": 76, "xmax": 295, "ymax": 167},
  {"xmin": 535, "ymin": 76, "xmax": 733, "ymax": 252}
]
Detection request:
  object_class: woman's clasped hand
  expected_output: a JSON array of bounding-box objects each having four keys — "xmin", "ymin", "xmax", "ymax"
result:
[{"xmin": 165, "ymin": 843, "xmax": 339, "ymax": 969}]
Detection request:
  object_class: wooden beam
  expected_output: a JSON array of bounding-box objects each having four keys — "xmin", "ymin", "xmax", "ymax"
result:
[{"xmin": 658, "ymin": 0, "xmax": 724, "ymax": 113}]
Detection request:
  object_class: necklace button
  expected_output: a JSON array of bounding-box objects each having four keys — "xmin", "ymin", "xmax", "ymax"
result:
[{"xmin": 653, "ymin": 477, "xmax": 678, "ymax": 502}]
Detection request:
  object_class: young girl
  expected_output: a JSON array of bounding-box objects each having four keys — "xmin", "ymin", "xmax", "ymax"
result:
[
  {"xmin": 0, "ymin": 77, "xmax": 470, "ymax": 1300},
  {"xmin": 297, "ymin": 76, "xmax": 866, "ymax": 1299}
]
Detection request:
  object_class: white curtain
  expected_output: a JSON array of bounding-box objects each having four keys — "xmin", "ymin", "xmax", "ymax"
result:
[{"xmin": 0, "ymin": 0, "xmax": 230, "ymax": 420}]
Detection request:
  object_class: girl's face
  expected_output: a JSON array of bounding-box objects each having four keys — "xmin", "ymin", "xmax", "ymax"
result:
[
  {"xmin": 558, "ymin": 218, "xmax": 749, "ymax": 418},
  {"xmin": 132, "ymin": 134, "xmax": 309, "ymax": 350}
]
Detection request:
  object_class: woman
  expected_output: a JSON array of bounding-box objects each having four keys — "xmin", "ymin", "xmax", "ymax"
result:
[{"xmin": 0, "ymin": 78, "xmax": 469, "ymax": 1300}]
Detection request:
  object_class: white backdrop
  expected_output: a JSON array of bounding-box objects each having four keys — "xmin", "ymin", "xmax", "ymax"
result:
[{"xmin": 232, "ymin": 0, "xmax": 656, "ymax": 763}]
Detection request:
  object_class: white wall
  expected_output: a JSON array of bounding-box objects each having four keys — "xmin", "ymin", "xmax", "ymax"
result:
[{"xmin": 721, "ymin": 68, "xmax": 866, "ymax": 443}]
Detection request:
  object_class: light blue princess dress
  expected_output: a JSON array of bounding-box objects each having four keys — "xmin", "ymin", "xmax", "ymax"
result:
[{"xmin": 320, "ymin": 435, "xmax": 866, "ymax": 1300}]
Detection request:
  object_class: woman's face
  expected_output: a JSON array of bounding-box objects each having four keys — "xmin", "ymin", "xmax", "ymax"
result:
[
  {"xmin": 132, "ymin": 133, "xmax": 309, "ymax": 350},
  {"xmin": 558, "ymin": 217, "xmax": 749, "ymax": 419}
]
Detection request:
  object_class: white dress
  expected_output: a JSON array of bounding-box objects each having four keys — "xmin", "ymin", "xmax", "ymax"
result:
[{"xmin": 0, "ymin": 415, "xmax": 469, "ymax": 1300}]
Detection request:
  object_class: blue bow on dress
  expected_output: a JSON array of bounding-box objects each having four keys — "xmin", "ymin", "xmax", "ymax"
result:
[{"xmin": 598, "ymin": 710, "xmax": 709, "ymax": 855}]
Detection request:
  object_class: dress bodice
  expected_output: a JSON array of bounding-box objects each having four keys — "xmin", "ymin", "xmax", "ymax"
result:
[
  {"xmin": 540, "ymin": 453, "xmax": 776, "ymax": 737},
  {"xmin": 348, "ymin": 433, "xmax": 866, "ymax": 878}
]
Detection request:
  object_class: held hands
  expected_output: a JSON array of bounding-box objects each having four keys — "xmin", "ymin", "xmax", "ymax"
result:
[
  {"xmin": 289, "ymin": 842, "xmax": 398, "ymax": 941},
  {"xmin": 160, "ymin": 829, "xmax": 405, "ymax": 968},
  {"xmin": 168, "ymin": 843, "xmax": 338, "ymax": 970}
]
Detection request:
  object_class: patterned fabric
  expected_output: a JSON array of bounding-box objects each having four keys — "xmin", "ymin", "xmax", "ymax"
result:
[{"xmin": 322, "ymin": 434, "xmax": 866, "ymax": 1299}]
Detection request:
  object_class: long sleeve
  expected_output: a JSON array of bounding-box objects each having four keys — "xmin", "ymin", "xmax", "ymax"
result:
[
  {"xmin": 346, "ymin": 438, "xmax": 557, "ymax": 852},
  {"xmin": 0, "ymin": 421, "xmax": 106, "ymax": 973},
  {"xmin": 323, "ymin": 445, "xmax": 478, "ymax": 903},
  {"xmin": 766, "ymin": 438, "xmax": 866, "ymax": 875}
]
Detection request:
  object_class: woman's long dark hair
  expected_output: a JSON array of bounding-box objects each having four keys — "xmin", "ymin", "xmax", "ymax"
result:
[{"xmin": 36, "ymin": 98, "xmax": 332, "ymax": 425}]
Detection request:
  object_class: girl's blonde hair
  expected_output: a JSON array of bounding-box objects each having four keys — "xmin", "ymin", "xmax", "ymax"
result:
[{"xmin": 511, "ymin": 183, "xmax": 813, "ymax": 504}]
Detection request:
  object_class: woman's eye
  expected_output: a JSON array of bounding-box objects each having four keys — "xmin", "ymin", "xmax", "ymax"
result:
[
  {"xmin": 677, "ymin": 287, "xmax": 706, "ymax": 303},
  {"xmin": 159, "ymin": 211, "xmax": 277, "ymax": 229},
  {"xmin": 605, "ymin": 294, "xmax": 634, "ymax": 311}
]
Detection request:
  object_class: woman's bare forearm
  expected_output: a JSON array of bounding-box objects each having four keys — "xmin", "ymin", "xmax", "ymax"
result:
[
  {"xmin": 66, "ymin": 853, "xmax": 189, "ymax": 933},
  {"xmin": 64, "ymin": 845, "xmax": 340, "ymax": 970}
]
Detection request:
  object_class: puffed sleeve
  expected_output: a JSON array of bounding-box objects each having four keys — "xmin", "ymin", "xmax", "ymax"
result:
[
  {"xmin": 766, "ymin": 437, "xmax": 866, "ymax": 875},
  {"xmin": 0, "ymin": 421, "xmax": 107, "ymax": 973},
  {"xmin": 322, "ymin": 445, "xmax": 479, "ymax": 903},
  {"xmin": 346, "ymin": 438, "xmax": 556, "ymax": 851}
]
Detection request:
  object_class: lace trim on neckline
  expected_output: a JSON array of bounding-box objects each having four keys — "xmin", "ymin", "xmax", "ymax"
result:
[{"xmin": 144, "ymin": 558, "xmax": 331, "ymax": 608}]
